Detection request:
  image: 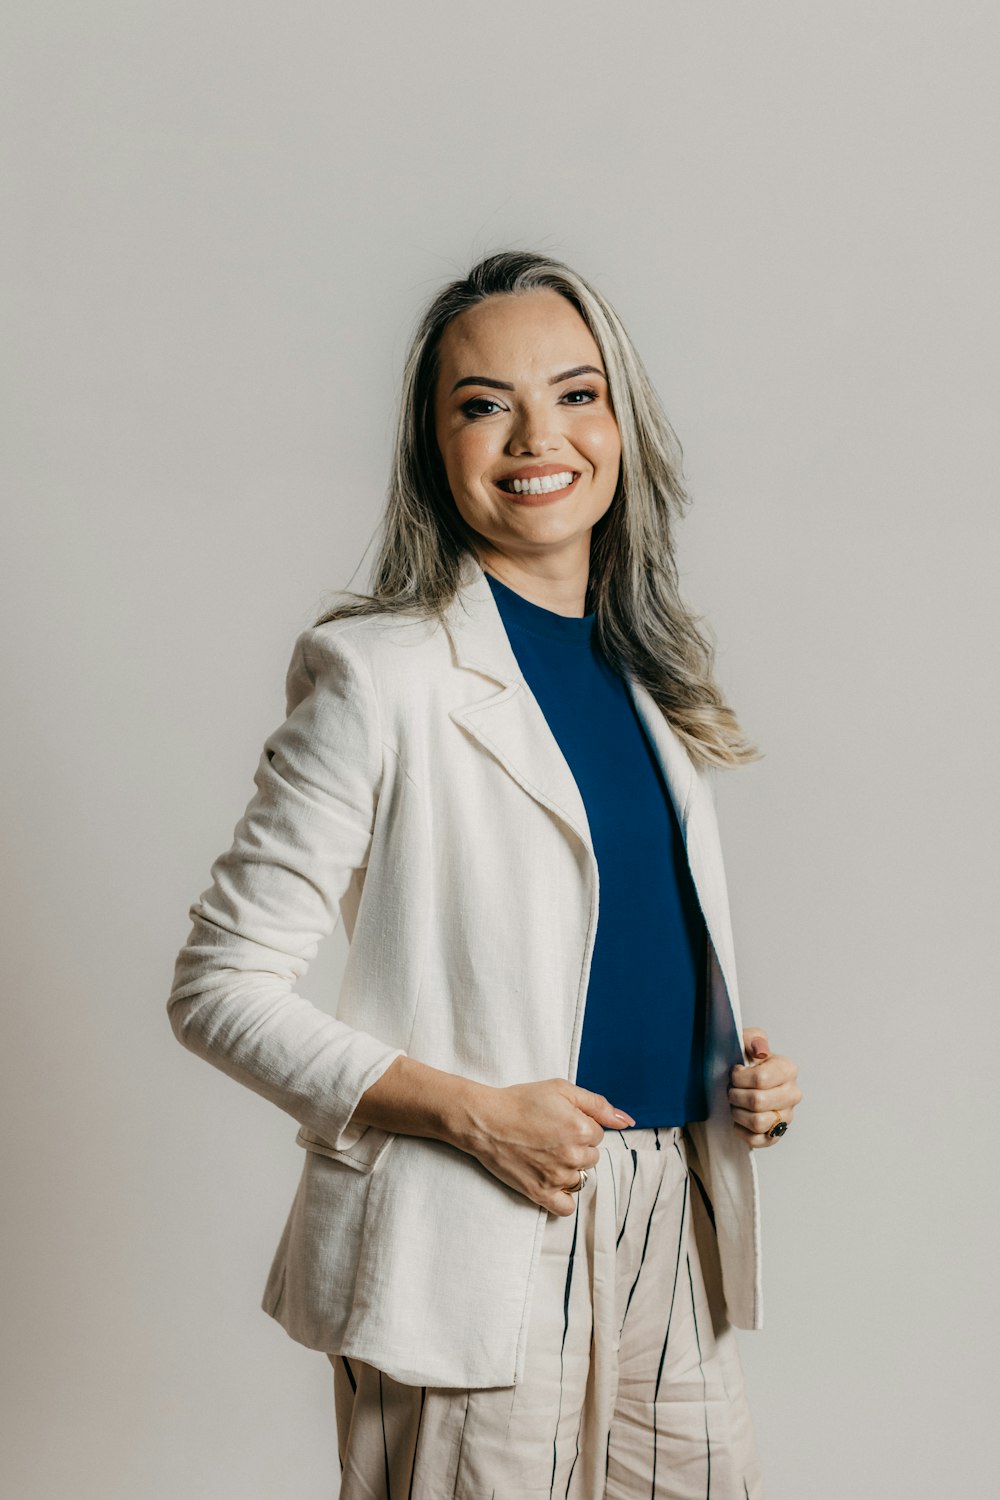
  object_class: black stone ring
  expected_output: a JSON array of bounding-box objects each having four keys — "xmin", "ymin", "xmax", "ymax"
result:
[{"xmin": 767, "ymin": 1112, "xmax": 789, "ymax": 1140}]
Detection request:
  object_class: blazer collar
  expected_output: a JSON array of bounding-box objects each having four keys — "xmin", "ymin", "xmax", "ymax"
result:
[{"xmin": 440, "ymin": 552, "xmax": 699, "ymax": 856}]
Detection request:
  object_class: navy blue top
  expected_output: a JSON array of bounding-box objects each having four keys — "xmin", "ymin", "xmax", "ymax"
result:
[{"xmin": 486, "ymin": 571, "xmax": 709, "ymax": 1126}]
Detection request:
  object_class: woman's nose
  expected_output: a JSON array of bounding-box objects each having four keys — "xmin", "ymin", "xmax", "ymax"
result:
[{"xmin": 507, "ymin": 398, "xmax": 561, "ymax": 454}]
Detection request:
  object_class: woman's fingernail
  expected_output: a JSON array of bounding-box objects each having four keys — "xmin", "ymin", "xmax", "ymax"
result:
[{"xmin": 613, "ymin": 1110, "xmax": 636, "ymax": 1124}]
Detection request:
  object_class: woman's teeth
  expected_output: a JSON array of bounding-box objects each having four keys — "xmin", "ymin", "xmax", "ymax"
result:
[{"xmin": 502, "ymin": 471, "xmax": 576, "ymax": 495}]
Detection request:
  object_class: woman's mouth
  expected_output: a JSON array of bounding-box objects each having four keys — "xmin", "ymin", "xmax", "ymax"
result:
[{"xmin": 493, "ymin": 470, "xmax": 580, "ymax": 503}]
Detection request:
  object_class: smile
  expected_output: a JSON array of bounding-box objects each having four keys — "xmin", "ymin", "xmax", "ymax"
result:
[{"xmin": 495, "ymin": 470, "xmax": 579, "ymax": 498}]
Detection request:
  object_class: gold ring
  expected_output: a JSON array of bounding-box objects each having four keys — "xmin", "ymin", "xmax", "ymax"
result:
[
  {"xmin": 767, "ymin": 1111, "xmax": 788, "ymax": 1140},
  {"xmin": 567, "ymin": 1168, "xmax": 588, "ymax": 1193}
]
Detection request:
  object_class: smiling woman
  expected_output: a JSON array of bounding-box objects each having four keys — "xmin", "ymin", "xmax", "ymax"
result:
[
  {"xmin": 433, "ymin": 289, "xmax": 622, "ymax": 562},
  {"xmin": 167, "ymin": 248, "xmax": 801, "ymax": 1499}
]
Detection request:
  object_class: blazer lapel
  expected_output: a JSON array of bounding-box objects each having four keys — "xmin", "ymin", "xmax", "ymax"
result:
[
  {"xmin": 628, "ymin": 678, "xmax": 741, "ymax": 1014},
  {"xmin": 625, "ymin": 677, "xmax": 695, "ymax": 828},
  {"xmin": 443, "ymin": 556, "xmax": 698, "ymax": 869},
  {"xmin": 442, "ymin": 554, "xmax": 595, "ymax": 858}
]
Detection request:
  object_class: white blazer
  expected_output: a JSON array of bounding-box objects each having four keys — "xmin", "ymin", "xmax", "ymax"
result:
[{"xmin": 168, "ymin": 549, "xmax": 762, "ymax": 1389}]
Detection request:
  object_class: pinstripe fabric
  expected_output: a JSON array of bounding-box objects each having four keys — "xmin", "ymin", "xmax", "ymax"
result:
[{"xmin": 327, "ymin": 1126, "xmax": 764, "ymax": 1498}]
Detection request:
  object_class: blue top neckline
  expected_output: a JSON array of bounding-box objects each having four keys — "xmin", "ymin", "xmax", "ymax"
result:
[{"xmin": 485, "ymin": 571, "xmax": 596, "ymax": 645}]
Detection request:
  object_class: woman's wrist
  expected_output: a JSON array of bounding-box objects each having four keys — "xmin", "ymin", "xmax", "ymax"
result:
[
  {"xmin": 350, "ymin": 1053, "xmax": 495, "ymax": 1155},
  {"xmin": 439, "ymin": 1073, "xmax": 496, "ymax": 1156}
]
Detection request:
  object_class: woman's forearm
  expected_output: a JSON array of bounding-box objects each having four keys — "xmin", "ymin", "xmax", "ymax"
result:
[{"xmin": 350, "ymin": 1054, "xmax": 490, "ymax": 1153}]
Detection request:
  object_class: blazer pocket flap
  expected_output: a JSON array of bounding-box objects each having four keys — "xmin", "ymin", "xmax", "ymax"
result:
[{"xmin": 295, "ymin": 1123, "xmax": 394, "ymax": 1173}]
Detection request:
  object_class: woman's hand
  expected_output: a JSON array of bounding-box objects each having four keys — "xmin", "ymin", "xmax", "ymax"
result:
[
  {"xmin": 728, "ymin": 1029, "xmax": 802, "ymax": 1149},
  {"xmin": 459, "ymin": 1079, "xmax": 636, "ymax": 1216}
]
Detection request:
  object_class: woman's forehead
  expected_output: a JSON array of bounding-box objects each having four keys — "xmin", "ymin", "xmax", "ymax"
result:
[{"xmin": 438, "ymin": 291, "xmax": 600, "ymax": 375}]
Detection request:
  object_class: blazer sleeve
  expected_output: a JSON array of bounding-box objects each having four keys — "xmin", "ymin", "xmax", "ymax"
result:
[{"xmin": 166, "ymin": 622, "xmax": 407, "ymax": 1149}]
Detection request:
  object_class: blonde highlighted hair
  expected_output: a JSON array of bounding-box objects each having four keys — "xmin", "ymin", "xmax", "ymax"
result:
[{"xmin": 315, "ymin": 249, "xmax": 760, "ymax": 770}]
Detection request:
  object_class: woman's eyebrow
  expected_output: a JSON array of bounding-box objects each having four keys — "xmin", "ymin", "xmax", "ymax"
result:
[{"xmin": 449, "ymin": 365, "xmax": 607, "ymax": 395}]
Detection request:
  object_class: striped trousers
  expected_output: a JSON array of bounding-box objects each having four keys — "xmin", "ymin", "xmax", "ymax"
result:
[{"xmin": 327, "ymin": 1125, "xmax": 765, "ymax": 1498}]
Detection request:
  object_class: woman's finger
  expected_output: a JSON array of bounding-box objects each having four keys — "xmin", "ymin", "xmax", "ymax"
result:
[
  {"xmin": 730, "ymin": 1055, "xmax": 798, "ymax": 1092},
  {"xmin": 728, "ymin": 1082, "xmax": 803, "ymax": 1112},
  {"xmin": 733, "ymin": 1120, "xmax": 783, "ymax": 1149},
  {"xmin": 730, "ymin": 1105, "xmax": 797, "ymax": 1136}
]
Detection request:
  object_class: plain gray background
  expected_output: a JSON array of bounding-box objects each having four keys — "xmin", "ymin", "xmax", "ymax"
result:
[{"xmin": 3, "ymin": 3, "xmax": 997, "ymax": 1496}]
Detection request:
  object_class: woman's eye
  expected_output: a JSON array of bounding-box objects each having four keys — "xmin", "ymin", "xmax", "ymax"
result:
[
  {"xmin": 461, "ymin": 397, "xmax": 504, "ymax": 418},
  {"xmin": 460, "ymin": 387, "xmax": 598, "ymax": 420}
]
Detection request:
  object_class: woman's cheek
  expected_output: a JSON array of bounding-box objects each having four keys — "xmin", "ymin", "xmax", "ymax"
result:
[{"xmin": 577, "ymin": 412, "xmax": 621, "ymax": 467}]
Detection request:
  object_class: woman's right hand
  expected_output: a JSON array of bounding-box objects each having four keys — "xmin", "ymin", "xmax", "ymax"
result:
[{"xmin": 460, "ymin": 1079, "xmax": 636, "ymax": 1216}]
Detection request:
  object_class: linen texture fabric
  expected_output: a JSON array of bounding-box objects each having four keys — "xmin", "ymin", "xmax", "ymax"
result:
[{"xmin": 167, "ymin": 551, "xmax": 762, "ymax": 1389}]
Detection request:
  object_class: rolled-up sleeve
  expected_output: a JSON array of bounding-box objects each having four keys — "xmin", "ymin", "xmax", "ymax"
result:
[{"xmin": 167, "ymin": 623, "xmax": 406, "ymax": 1148}]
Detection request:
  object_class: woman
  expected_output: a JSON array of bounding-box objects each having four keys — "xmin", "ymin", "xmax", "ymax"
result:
[{"xmin": 168, "ymin": 249, "xmax": 802, "ymax": 1498}]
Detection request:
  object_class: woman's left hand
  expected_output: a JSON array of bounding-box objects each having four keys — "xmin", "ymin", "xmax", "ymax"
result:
[{"xmin": 728, "ymin": 1029, "xmax": 802, "ymax": 1148}]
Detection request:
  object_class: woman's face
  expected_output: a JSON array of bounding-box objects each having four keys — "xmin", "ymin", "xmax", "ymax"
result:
[{"xmin": 433, "ymin": 288, "xmax": 621, "ymax": 571}]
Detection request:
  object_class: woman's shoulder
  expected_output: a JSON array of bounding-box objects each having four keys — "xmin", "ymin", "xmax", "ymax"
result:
[
  {"xmin": 285, "ymin": 606, "xmax": 452, "ymax": 708},
  {"xmin": 302, "ymin": 604, "xmax": 447, "ymax": 660}
]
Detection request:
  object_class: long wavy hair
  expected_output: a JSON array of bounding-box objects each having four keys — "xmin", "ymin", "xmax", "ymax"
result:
[{"xmin": 315, "ymin": 249, "xmax": 759, "ymax": 770}]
